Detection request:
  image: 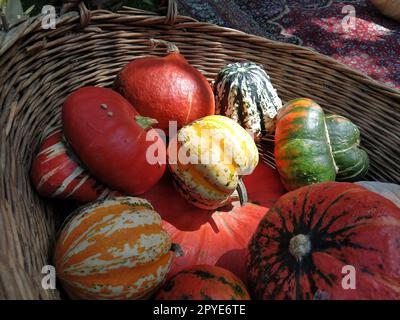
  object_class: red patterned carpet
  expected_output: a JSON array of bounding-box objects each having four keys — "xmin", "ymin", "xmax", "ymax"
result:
[{"xmin": 178, "ymin": 0, "xmax": 400, "ymax": 89}]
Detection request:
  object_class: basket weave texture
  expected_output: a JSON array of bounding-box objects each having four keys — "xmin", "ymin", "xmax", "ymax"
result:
[{"xmin": 0, "ymin": 0, "xmax": 399, "ymax": 299}]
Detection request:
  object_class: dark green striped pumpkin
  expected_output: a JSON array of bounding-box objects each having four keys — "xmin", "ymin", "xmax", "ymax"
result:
[
  {"xmin": 325, "ymin": 114, "xmax": 369, "ymax": 181},
  {"xmin": 274, "ymin": 98, "xmax": 337, "ymax": 191},
  {"xmin": 213, "ymin": 62, "xmax": 282, "ymax": 140},
  {"xmin": 247, "ymin": 181, "xmax": 400, "ymax": 300}
]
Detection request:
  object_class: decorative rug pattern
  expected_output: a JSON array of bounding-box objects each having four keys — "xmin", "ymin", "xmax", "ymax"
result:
[{"xmin": 178, "ymin": 0, "xmax": 400, "ymax": 89}]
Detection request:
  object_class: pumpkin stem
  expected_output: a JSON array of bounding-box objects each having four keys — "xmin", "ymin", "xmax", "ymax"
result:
[
  {"xmin": 135, "ymin": 115, "xmax": 158, "ymax": 130},
  {"xmin": 170, "ymin": 243, "xmax": 184, "ymax": 257},
  {"xmin": 289, "ymin": 234, "xmax": 311, "ymax": 262},
  {"xmin": 236, "ymin": 178, "xmax": 248, "ymax": 206},
  {"xmin": 149, "ymin": 38, "xmax": 180, "ymax": 54}
]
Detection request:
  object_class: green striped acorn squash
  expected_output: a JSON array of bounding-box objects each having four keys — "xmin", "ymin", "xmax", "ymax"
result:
[
  {"xmin": 213, "ymin": 62, "xmax": 283, "ymax": 140},
  {"xmin": 274, "ymin": 98, "xmax": 337, "ymax": 191},
  {"xmin": 325, "ymin": 114, "xmax": 369, "ymax": 181}
]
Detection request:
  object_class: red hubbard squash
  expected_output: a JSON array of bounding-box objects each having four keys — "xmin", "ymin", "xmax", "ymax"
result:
[
  {"xmin": 54, "ymin": 197, "xmax": 175, "ymax": 300},
  {"xmin": 31, "ymin": 127, "xmax": 113, "ymax": 202},
  {"xmin": 62, "ymin": 87, "xmax": 166, "ymax": 195},
  {"xmin": 247, "ymin": 182, "xmax": 400, "ymax": 300},
  {"xmin": 142, "ymin": 161, "xmax": 285, "ymax": 283},
  {"xmin": 155, "ymin": 265, "xmax": 250, "ymax": 300},
  {"xmin": 114, "ymin": 41, "xmax": 215, "ymax": 133}
]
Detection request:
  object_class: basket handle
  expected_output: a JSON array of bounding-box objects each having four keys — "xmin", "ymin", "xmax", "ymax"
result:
[
  {"xmin": 162, "ymin": 0, "xmax": 178, "ymax": 25},
  {"xmin": 62, "ymin": 0, "xmax": 178, "ymax": 26},
  {"xmin": 61, "ymin": 0, "xmax": 91, "ymax": 28}
]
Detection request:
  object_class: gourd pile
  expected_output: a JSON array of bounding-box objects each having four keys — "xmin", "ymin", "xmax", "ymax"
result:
[{"xmin": 30, "ymin": 42, "xmax": 400, "ymax": 300}]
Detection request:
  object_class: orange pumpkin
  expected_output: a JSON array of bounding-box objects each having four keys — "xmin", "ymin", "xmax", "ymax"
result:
[
  {"xmin": 155, "ymin": 265, "xmax": 251, "ymax": 300},
  {"xmin": 142, "ymin": 161, "xmax": 286, "ymax": 283},
  {"xmin": 114, "ymin": 42, "xmax": 215, "ymax": 133},
  {"xmin": 54, "ymin": 197, "xmax": 175, "ymax": 300},
  {"xmin": 248, "ymin": 182, "xmax": 400, "ymax": 299}
]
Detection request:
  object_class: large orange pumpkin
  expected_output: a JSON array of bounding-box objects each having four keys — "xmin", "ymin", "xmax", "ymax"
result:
[
  {"xmin": 142, "ymin": 161, "xmax": 285, "ymax": 283},
  {"xmin": 114, "ymin": 42, "xmax": 215, "ymax": 133},
  {"xmin": 248, "ymin": 182, "xmax": 400, "ymax": 300},
  {"xmin": 155, "ymin": 265, "xmax": 251, "ymax": 300},
  {"xmin": 54, "ymin": 197, "xmax": 175, "ymax": 300}
]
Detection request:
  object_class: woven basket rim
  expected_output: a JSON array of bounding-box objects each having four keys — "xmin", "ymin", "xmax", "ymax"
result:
[
  {"xmin": 0, "ymin": 4, "xmax": 399, "ymax": 100},
  {"xmin": 1, "ymin": 2, "xmax": 400, "ymax": 300}
]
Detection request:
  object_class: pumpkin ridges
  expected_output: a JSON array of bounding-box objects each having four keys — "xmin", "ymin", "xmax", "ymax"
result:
[
  {"xmin": 58, "ymin": 199, "xmax": 153, "ymax": 257},
  {"xmin": 176, "ymin": 162, "xmax": 236, "ymax": 195},
  {"xmin": 61, "ymin": 253, "xmax": 173, "ymax": 300},
  {"xmin": 312, "ymin": 251, "xmax": 400, "ymax": 299},
  {"xmin": 325, "ymin": 114, "xmax": 369, "ymax": 181},
  {"xmin": 197, "ymin": 115, "xmax": 259, "ymax": 166},
  {"xmin": 54, "ymin": 197, "xmax": 174, "ymax": 300},
  {"xmin": 170, "ymin": 172, "xmax": 228, "ymax": 209},
  {"xmin": 155, "ymin": 265, "xmax": 250, "ymax": 300},
  {"xmin": 248, "ymin": 182, "xmax": 400, "ymax": 299},
  {"xmin": 61, "ymin": 226, "xmax": 171, "ymax": 271},
  {"xmin": 115, "ymin": 48, "xmax": 215, "ymax": 131},
  {"xmin": 335, "ymin": 150, "xmax": 369, "ymax": 181},
  {"xmin": 31, "ymin": 128, "xmax": 113, "ymax": 202},
  {"xmin": 140, "ymin": 161, "xmax": 284, "ymax": 283},
  {"xmin": 275, "ymin": 99, "xmax": 337, "ymax": 191},
  {"xmin": 178, "ymin": 269, "xmax": 248, "ymax": 298},
  {"xmin": 310, "ymin": 188, "xmax": 357, "ymax": 232},
  {"xmin": 62, "ymin": 87, "xmax": 166, "ymax": 196},
  {"xmin": 214, "ymin": 62, "xmax": 282, "ymax": 138},
  {"xmin": 168, "ymin": 115, "xmax": 258, "ymax": 209}
]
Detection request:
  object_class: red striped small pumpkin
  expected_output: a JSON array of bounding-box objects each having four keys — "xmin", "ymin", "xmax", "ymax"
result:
[
  {"xmin": 155, "ymin": 265, "xmax": 251, "ymax": 300},
  {"xmin": 31, "ymin": 127, "xmax": 114, "ymax": 202},
  {"xmin": 54, "ymin": 197, "xmax": 175, "ymax": 300}
]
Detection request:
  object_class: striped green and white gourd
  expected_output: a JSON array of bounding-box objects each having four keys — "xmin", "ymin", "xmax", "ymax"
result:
[{"xmin": 213, "ymin": 62, "xmax": 283, "ymax": 140}]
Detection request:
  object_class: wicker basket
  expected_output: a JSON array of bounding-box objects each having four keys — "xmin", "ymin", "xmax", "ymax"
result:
[{"xmin": 0, "ymin": 0, "xmax": 399, "ymax": 299}]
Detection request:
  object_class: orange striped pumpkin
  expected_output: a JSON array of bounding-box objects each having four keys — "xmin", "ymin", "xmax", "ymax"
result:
[
  {"xmin": 168, "ymin": 115, "xmax": 259, "ymax": 209},
  {"xmin": 54, "ymin": 197, "xmax": 175, "ymax": 299}
]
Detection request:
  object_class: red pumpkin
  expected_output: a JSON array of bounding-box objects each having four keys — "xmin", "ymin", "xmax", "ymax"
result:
[
  {"xmin": 155, "ymin": 265, "xmax": 251, "ymax": 300},
  {"xmin": 142, "ymin": 161, "xmax": 285, "ymax": 283},
  {"xmin": 62, "ymin": 87, "xmax": 166, "ymax": 195},
  {"xmin": 114, "ymin": 43, "xmax": 215, "ymax": 132},
  {"xmin": 31, "ymin": 127, "xmax": 113, "ymax": 202},
  {"xmin": 248, "ymin": 182, "xmax": 400, "ymax": 300}
]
